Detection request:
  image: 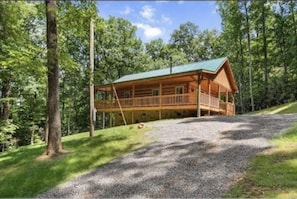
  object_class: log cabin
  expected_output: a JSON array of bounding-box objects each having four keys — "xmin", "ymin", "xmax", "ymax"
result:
[{"xmin": 94, "ymin": 57, "xmax": 238, "ymax": 127}]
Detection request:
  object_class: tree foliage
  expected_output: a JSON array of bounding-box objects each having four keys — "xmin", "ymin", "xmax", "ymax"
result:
[{"xmin": 218, "ymin": 0, "xmax": 297, "ymax": 112}]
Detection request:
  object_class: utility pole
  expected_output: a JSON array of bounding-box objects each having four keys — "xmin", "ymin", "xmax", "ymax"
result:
[{"xmin": 89, "ymin": 18, "xmax": 94, "ymax": 137}]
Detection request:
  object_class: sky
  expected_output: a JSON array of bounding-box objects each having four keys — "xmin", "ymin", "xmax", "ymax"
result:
[{"xmin": 96, "ymin": 1, "xmax": 221, "ymax": 43}]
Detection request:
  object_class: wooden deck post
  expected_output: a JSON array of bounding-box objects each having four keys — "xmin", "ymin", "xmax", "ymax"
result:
[
  {"xmin": 102, "ymin": 89, "xmax": 106, "ymax": 129},
  {"xmin": 231, "ymin": 93, "xmax": 235, "ymax": 115},
  {"xmin": 131, "ymin": 111, "xmax": 134, "ymax": 124},
  {"xmin": 197, "ymin": 73, "xmax": 202, "ymax": 117},
  {"xmin": 218, "ymin": 84, "xmax": 220, "ymax": 109},
  {"xmin": 109, "ymin": 112, "xmax": 113, "ymax": 127},
  {"xmin": 159, "ymin": 82, "xmax": 162, "ymax": 120},
  {"xmin": 225, "ymin": 90, "xmax": 228, "ymax": 115},
  {"xmin": 102, "ymin": 112, "xmax": 105, "ymax": 129}
]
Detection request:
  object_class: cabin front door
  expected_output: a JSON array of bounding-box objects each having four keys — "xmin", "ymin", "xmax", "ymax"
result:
[
  {"xmin": 175, "ymin": 86, "xmax": 184, "ymax": 104},
  {"xmin": 152, "ymin": 89, "xmax": 159, "ymax": 105}
]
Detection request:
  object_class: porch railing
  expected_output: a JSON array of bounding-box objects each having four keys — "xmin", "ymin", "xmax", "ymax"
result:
[
  {"xmin": 200, "ymin": 93, "xmax": 220, "ymax": 109},
  {"xmin": 95, "ymin": 93, "xmax": 196, "ymax": 110},
  {"xmin": 95, "ymin": 93, "xmax": 234, "ymax": 115}
]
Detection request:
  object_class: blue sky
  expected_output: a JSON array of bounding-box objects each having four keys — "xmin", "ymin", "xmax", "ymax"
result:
[{"xmin": 97, "ymin": 1, "xmax": 221, "ymax": 43}]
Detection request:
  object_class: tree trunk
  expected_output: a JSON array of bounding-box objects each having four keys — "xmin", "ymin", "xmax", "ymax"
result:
[
  {"xmin": 31, "ymin": 123, "xmax": 35, "ymax": 145},
  {"xmin": 262, "ymin": 2, "xmax": 269, "ymax": 107},
  {"xmin": 244, "ymin": 0, "xmax": 254, "ymax": 112},
  {"xmin": 45, "ymin": 0, "xmax": 62, "ymax": 156},
  {"xmin": 239, "ymin": 35, "xmax": 246, "ymax": 113},
  {"xmin": 45, "ymin": 85, "xmax": 49, "ymax": 144}
]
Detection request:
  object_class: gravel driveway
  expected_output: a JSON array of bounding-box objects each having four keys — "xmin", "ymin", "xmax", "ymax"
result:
[{"xmin": 38, "ymin": 114, "xmax": 297, "ymax": 198}]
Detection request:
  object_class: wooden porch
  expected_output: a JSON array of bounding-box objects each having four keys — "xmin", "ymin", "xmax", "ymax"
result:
[{"xmin": 95, "ymin": 92, "xmax": 235, "ymax": 116}]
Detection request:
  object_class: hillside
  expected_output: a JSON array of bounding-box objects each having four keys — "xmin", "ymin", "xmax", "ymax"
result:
[
  {"xmin": 250, "ymin": 101, "xmax": 297, "ymax": 115},
  {"xmin": 0, "ymin": 126, "xmax": 150, "ymax": 197}
]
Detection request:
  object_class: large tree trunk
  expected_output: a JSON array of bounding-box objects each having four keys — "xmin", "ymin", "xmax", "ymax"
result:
[
  {"xmin": 45, "ymin": 0, "xmax": 62, "ymax": 156},
  {"xmin": 244, "ymin": 0, "xmax": 254, "ymax": 112}
]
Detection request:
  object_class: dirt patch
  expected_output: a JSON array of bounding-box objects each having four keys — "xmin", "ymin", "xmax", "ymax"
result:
[{"xmin": 36, "ymin": 149, "xmax": 70, "ymax": 161}]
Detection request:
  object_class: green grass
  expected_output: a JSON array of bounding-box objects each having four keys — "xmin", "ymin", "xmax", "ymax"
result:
[
  {"xmin": 0, "ymin": 125, "xmax": 151, "ymax": 198},
  {"xmin": 225, "ymin": 123, "xmax": 297, "ymax": 198},
  {"xmin": 250, "ymin": 101, "xmax": 297, "ymax": 115}
]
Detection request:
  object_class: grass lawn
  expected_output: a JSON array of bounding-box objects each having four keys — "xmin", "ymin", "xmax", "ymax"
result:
[
  {"xmin": 225, "ymin": 119, "xmax": 297, "ymax": 198},
  {"xmin": 0, "ymin": 125, "xmax": 151, "ymax": 198},
  {"xmin": 250, "ymin": 101, "xmax": 297, "ymax": 115}
]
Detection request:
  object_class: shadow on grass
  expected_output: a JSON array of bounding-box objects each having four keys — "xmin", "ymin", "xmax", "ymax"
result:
[
  {"xmin": 0, "ymin": 129, "xmax": 146, "ymax": 198},
  {"xmin": 225, "ymin": 150, "xmax": 297, "ymax": 198}
]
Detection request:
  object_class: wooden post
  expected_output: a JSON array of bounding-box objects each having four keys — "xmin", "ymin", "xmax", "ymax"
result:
[
  {"xmin": 218, "ymin": 84, "xmax": 220, "ymax": 109},
  {"xmin": 225, "ymin": 90, "xmax": 228, "ymax": 115},
  {"xmin": 112, "ymin": 84, "xmax": 127, "ymax": 125},
  {"xmin": 89, "ymin": 18, "xmax": 95, "ymax": 137},
  {"xmin": 197, "ymin": 73, "xmax": 202, "ymax": 117},
  {"xmin": 159, "ymin": 82, "xmax": 162, "ymax": 120},
  {"xmin": 231, "ymin": 93, "xmax": 235, "ymax": 115},
  {"xmin": 131, "ymin": 111, "xmax": 134, "ymax": 124},
  {"xmin": 109, "ymin": 112, "xmax": 113, "ymax": 127},
  {"xmin": 102, "ymin": 112, "xmax": 105, "ymax": 129}
]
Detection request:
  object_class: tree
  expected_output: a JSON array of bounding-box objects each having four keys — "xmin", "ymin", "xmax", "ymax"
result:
[
  {"xmin": 145, "ymin": 38, "xmax": 188, "ymax": 70},
  {"xmin": 169, "ymin": 22, "xmax": 199, "ymax": 62},
  {"xmin": 192, "ymin": 29, "xmax": 222, "ymax": 61},
  {"xmin": 45, "ymin": 0, "xmax": 62, "ymax": 155},
  {"xmin": 95, "ymin": 17, "xmax": 146, "ymax": 81},
  {"xmin": 0, "ymin": 1, "xmax": 46, "ymax": 151}
]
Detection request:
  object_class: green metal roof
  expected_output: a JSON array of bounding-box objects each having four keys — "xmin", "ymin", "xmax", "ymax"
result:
[{"xmin": 113, "ymin": 57, "xmax": 227, "ymax": 84}]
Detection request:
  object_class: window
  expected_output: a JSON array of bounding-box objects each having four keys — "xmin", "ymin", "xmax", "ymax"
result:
[
  {"xmin": 124, "ymin": 91, "xmax": 131, "ymax": 106},
  {"xmin": 175, "ymin": 86, "xmax": 184, "ymax": 103},
  {"xmin": 124, "ymin": 91, "xmax": 131, "ymax": 98},
  {"xmin": 152, "ymin": 89, "xmax": 159, "ymax": 105},
  {"xmin": 176, "ymin": 86, "xmax": 184, "ymax": 94},
  {"xmin": 152, "ymin": 89, "xmax": 159, "ymax": 96}
]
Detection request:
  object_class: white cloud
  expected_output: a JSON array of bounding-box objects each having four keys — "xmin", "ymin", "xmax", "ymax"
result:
[
  {"xmin": 155, "ymin": 1, "xmax": 169, "ymax": 3},
  {"xmin": 178, "ymin": 1, "xmax": 184, "ymax": 4},
  {"xmin": 120, "ymin": 6, "xmax": 133, "ymax": 15},
  {"xmin": 134, "ymin": 23, "xmax": 162, "ymax": 39},
  {"xmin": 211, "ymin": 5, "xmax": 219, "ymax": 15},
  {"xmin": 161, "ymin": 15, "xmax": 172, "ymax": 25},
  {"xmin": 140, "ymin": 5, "xmax": 155, "ymax": 21}
]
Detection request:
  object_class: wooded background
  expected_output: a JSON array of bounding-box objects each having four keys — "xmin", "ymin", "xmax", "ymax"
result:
[{"xmin": 0, "ymin": 1, "xmax": 296, "ymax": 151}]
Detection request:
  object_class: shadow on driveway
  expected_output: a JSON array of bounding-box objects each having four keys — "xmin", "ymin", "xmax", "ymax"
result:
[{"xmin": 38, "ymin": 114, "xmax": 297, "ymax": 198}]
